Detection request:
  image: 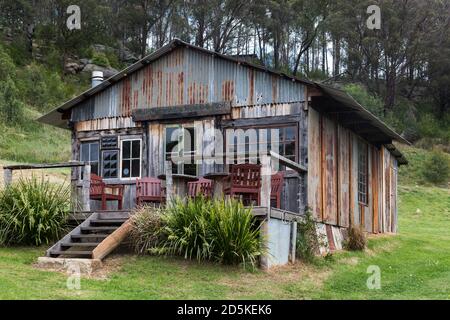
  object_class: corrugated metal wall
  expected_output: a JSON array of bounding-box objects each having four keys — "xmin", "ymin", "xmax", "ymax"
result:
[
  {"xmin": 307, "ymin": 109, "xmax": 399, "ymax": 234},
  {"xmin": 72, "ymin": 47, "xmax": 306, "ymax": 122}
]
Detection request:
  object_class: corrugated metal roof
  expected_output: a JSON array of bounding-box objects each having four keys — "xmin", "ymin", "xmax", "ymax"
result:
[
  {"xmin": 313, "ymin": 83, "xmax": 409, "ymax": 164},
  {"xmin": 38, "ymin": 39, "xmax": 313, "ymax": 128}
]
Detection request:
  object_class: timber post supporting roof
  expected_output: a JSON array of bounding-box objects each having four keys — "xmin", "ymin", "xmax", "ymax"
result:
[{"xmin": 38, "ymin": 38, "xmax": 409, "ymax": 165}]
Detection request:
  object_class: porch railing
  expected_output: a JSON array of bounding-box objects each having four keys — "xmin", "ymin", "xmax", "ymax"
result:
[{"xmin": 2, "ymin": 162, "xmax": 92, "ymax": 212}]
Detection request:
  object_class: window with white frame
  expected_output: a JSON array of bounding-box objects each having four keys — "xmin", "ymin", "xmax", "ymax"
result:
[
  {"xmin": 358, "ymin": 140, "xmax": 368, "ymax": 205},
  {"xmin": 121, "ymin": 139, "xmax": 141, "ymax": 179}
]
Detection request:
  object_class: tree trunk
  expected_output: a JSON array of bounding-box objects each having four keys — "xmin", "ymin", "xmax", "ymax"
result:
[
  {"xmin": 333, "ymin": 37, "xmax": 341, "ymax": 77},
  {"xmin": 384, "ymin": 69, "xmax": 397, "ymax": 115}
]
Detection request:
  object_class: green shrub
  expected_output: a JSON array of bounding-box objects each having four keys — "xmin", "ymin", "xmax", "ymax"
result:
[
  {"xmin": 296, "ymin": 210, "xmax": 319, "ymax": 262},
  {"xmin": 162, "ymin": 197, "xmax": 262, "ymax": 267},
  {"xmin": 0, "ymin": 76, "xmax": 24, "ymax": 124},
  {"xmin": 0, "ymin": 177, "xmax": 70, "ymax": 246},
  {"xmin": 17, "ymin": 63, "xmax": 68, "ymax": 112},
  {"xmin": 422, "ymin": 150, "xmax": 450, "ymax": 185},
  {"xmin": 344, "ymin": 226, "xmax": 367, "ymax": 251},
  {"xmin": 0, "ymin": 44, "xmax": 16, "ymax": 81},
  {"xmin": 129, "ymin": 205, "xmax": 166, "ymax": 254},
  {"xmin": 91, "ymin": 52, "xmax": 110, "ymax": 68}
]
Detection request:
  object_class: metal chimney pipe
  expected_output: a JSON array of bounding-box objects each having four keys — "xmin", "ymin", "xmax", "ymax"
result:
[{"xmin": 91, "ymin": 71, "xmax": 104, "ymax": 88}]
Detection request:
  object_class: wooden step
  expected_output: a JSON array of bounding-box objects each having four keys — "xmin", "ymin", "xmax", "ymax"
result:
[
  {"xmin": 80, "ymin": 226, "xmax": 118, "ymax": 232},
  {"xmin": 50, "ymin": 250, "xmax": 93, "ymax": 257},
  {"xmin": 61, "ymin": 242, "xmax": 100, "ymax": 248},
  {"xmin": 71, "ymin": 234, "xmax": 109, "ymax": 240},
  {"xmin": 90, "ymin": 219, "xmax": 127, "ymax": 226}
]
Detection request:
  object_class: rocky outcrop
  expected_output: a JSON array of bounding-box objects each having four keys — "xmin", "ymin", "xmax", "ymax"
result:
[{"xmin": 63, "ymin": 43, "xmax": 136, "ymax": 76}]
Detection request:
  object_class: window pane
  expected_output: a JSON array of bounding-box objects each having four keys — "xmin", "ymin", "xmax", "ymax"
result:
[
  {"xmin": 122, "ymin": 141, "xmax": 131, "ymax": 159},
  {"xmin": 357, "ymin": 141, "xmax": 368, "ymax": 204},
  {"xmin": 184, "ymin": 163, "xmax": 197, "ymax": 176},
  {"xmin": 131, "ymin": 159, "xmax": 140, "ymax": 177},
  {"xmin": 81, "ymin": 143, "xmax": 90, "ymax": 162},
  {"xmin": 285, "ymin": 141, "xmax": 296, "ymax": 157},
  {"xmin": 166, "ymin": 127, "xmax": 179, "ymax": 153},
  {"xmin": 122, "ymin": 160, "xmax": 131, "ymax": 178},
  {"xmin": 90, "ymin": 143, "xmax": 99, "ymax": 162},
  {"xmin": 91, "ymin": 162, "xmax": 99, "ymax": 176},
  {"xmin": 184, "ymin": 127, "xmax": 195, "ymax": 152},
  {"xmin": 132, "ymin": 140, "xmax": 140, "ymax": 158},
  {"xmin": 285, "ymin": 127, "xmax": 296, "ymax": 141},
  {"xmin": 102, "ymin": 151, "xmax": 118, "ymax": 179}
]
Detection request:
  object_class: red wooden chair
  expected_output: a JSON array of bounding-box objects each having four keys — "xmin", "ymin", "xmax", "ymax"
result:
[
  {"xmin": 271, "ymin": 172, "xmax": 285, "ymax": 208},
  {"xmin": 223, "ymin": 164, "xmax": 261, "ymax": 205},
  {"xmin": 89, "ymin": 174, "xmax": 124, "ymax": 210},
  {"xmin": 136, "ymin": 177, "xmax": 166, "ymax": 205},
  {"xmin": 188, "ymin": 178, "xmax": 213, "ymax": 198}
]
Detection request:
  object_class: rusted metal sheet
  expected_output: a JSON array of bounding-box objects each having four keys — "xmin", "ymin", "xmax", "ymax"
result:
[
  {"xmin": 326, "ymin": 225, "xmax": 336, "ymax": 251},
  {"xmin": 371, "ymin": 146, "xmax": 380, "ymax": 233},
  {"xmin": 71, "ymin": 47, "xmax": 306, "ymax": 122},
  {"xmin": 350, "ymin": 134, "xmax": 360, "ymax": 226},
  {"xmin": 384, "ymin": 146, "xmax": 391, "ymax": 232},
  {"xmin": 338, "ymin": 125, "xmax": 350, "ymax": 227},
  {"xmin": 307, "ymin": 117, "xmax": 394, "ymax": 233},
  {"xmin": 322, "ymin": 116, "xmax": 338, "ymax": 225},
  {"xmin": 148, "ymin": 123, "xmax": 164, "ymax": 177},
  {"xmin": 307, "ymin": 108, "xmax": 322, "ymax": 220}
]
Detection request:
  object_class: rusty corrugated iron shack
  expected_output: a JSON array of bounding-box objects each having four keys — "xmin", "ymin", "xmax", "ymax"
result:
[{"xmin": 40, "ymin": 39, "xmax": 407, "ymax": 234}]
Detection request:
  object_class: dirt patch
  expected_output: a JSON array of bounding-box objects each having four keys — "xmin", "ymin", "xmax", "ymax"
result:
[
  {"xmin": 89, "ymin": 254, "xmax": 131, "ymax": 279},
  {"xmin": 341, "ymin": 257, "xmax": 359, "ymax": 265}
]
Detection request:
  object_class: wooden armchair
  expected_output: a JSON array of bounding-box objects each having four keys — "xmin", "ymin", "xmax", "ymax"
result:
[
  {"xmin": 223, "ymin": 164, "xmax": 261, "ymax": 205},
  {"xmin": 136, "ymin": 177, "xmax": 166, "ymax": 205},
  {"xmin": 89, "ymin": 174, "xmax": 124, "ymax": 210},
  {"xmin": 271, "ymin": 172, "xmax": 285, "ymax": 209},
  {"xmin": 188, "ymin": 178, "xmax": 213, "ymax": 198}
]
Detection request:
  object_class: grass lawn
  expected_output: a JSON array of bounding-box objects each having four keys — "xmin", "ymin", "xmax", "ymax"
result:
[
  {"xmin": 0, "ymin": 185, "xmax": 448, "ymax": 300},
  {"xmin": 0, "ymin": 108, "xmax": 70, "ymax": 164}
]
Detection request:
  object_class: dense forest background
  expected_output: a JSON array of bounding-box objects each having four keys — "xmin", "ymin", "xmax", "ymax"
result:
[{"xmin": 0, "ymin": 0, "xmax": 449, "ymax": 170}]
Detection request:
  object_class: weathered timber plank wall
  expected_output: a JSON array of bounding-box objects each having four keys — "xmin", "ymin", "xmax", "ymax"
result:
[
  {"xmin": 74, "ymin": 117, "xmax": 140, "ymax": 132},
  {"xmin": 307, "ymin": 108, "xmax": 398, "ymax": 233}
]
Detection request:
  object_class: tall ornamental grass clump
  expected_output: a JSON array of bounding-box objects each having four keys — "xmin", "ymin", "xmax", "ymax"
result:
[
  {"xmin": 129, "ymin": 205, "xmax": 166, "ymax": 254},
  {"xmin": 162, "ymin": 197, "xmax": 263, "ymax": 267},
  {"xmin": 0, "ymin": 177, "xmax": 70, "ymax": 246}
]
